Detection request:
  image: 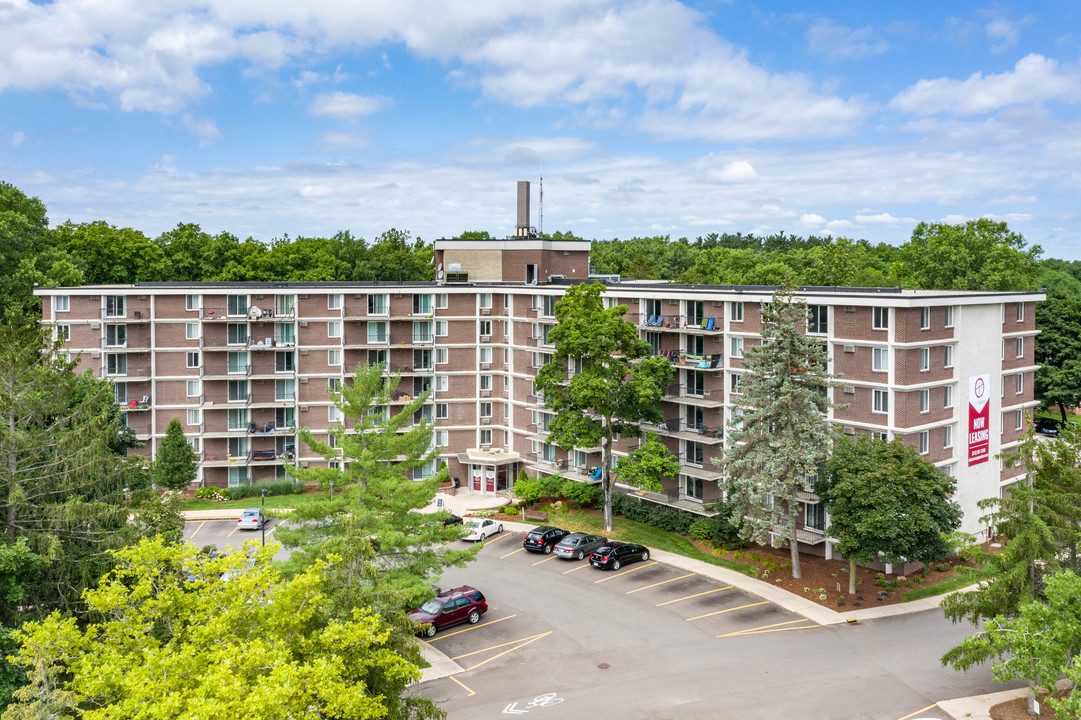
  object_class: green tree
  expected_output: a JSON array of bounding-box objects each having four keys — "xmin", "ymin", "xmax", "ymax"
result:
[
  {"xmin": 276, "ymin": 363, "xmax": 476, "ymax": 615},
  {"xmin": 152, "ymin": 418, "xmax": 198, "ymax": 491},
  {"xmin": 901, "ymin": 219, "xmax": 1041, "ymax": 291},
  {"xmin": 52, "ymin": 221, "xmax": 167, "ymax": 284},
  {"xmin": 819, "ymin": 435, "xmax": 962, "ymax": 594},
  {"xmin": 614, "ymin": 432, "xmax": 680, "ymax": 492},
  {"xmin": 3, "ymin": 537, "xmax": 433, "ymax": 720},
  {"xmin": 534, "ymin": 283, "xmax": 675, "ymax": 532},
  {"xmin": 1034, "ymin": 293, "xmax": 1081, "ymax": 422},
  {"xmin": 941, "ymin": 569, "xmax": 1081, "ymax": 717},
  {"xmin": 716, "ymin": 283, "xmax": 841, "ymax": 579}
]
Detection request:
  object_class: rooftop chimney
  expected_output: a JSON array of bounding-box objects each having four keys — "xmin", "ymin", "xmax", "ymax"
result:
[{"xmin": 515, "ymin": 181, "xmax": 531, "ymax": 237}]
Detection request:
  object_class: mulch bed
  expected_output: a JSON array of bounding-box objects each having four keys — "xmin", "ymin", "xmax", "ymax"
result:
[{"xmin": 991, "ymin": 689, "xmax": 1071, "ymax": 719}]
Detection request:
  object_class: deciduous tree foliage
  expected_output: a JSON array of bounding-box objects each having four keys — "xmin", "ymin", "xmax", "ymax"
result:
[
  {"xmin": 1034, "ymin": 293, "xmax": 1081, "ymax": 422},
  {"xmin": 716, "ymin": 283, "xmax": 841, "ymax": 579},
  {"xmin": 901, "ymin": 219, "xmax": 1042, "ymax": 292},
  {"xmin": 3, "ymin": 538, "xmax": 432, "ymax": 720},
  {"xmin": 151, "ymin": 418, "xmax": 198, "ymax": 492},
  {"xmin": 614, "ymin": 432, "xmax": 680, "ymax": 493},
  {"xmin": 534, "ymin": 283, "xmax": 675, "ymax": 533},
  {"xmin": 941, "ymin": 569, "xmax": 1081, "ymax": 718},
  {"xmin": 820, "ymin": 435, "xmax": 962, "ymax": 594}
]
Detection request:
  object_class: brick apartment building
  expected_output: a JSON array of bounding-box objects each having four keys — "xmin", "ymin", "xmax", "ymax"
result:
[{"xmin": 35, "ymin": 183, "xmax": 1043, "ymax": 546}]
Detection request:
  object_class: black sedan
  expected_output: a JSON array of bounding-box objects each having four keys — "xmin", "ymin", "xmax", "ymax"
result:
[
  {"xmin": 523, "ymin": 526, "xmax": 570, "ymax": 554},
  {"xmin": 552, "ymin": 532, "xmax": 607, "ymax": 560},
  {"xmin": 589, "ymin": 542, "xmax": 650, "ymax": 570}
]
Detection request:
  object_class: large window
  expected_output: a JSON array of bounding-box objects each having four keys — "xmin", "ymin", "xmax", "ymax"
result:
[
  {"xmin": 275, "ymin": 379, "xmax": 295, "ymax": 401},
  {"xmin": 327, "ymin": 321, "xmax": 342, "ymax": 339},
  {"xmin": 684, "ymin": 476, "xmax": 704, "ymax": 501},
  {"xmin": 186, "ymin": 408, "xmax": 200, "ymax": 426},
  {"xmin": 328, "ymin": 349, "xmax": 341, "ymax": 366},
  {"xmin": 327, "ymin": 294, "xmax": 342, "ymax": 310},
  {"xmin": 56, "ymin": 295, "xmax": 70, "ymax": 312},
  {"xmin": 274, "ymin": 295, "xmax": 295, "ymax": 316},
  {"xmin": 275, "ymin": 351, "xmax": 294, "ymax": 373},
  {"xmin": 227, "ymin": 351, "xmax": 248, "ymax": 374},
  {"xmin": 186, "ymin": 351, "xmax": 200, "ymax": 368},
  {"xmin": 227, "ymin": 380, "xmax": 248, "ymax": 402},
  {"xmin": 541, "ymin": 296, "xmax": 558, "ymax": 318},
  {"xmin": 872, "ymin": 307, "xmax": 889, "ymax": 330},
  {"xmin": 227, "ymin": 408, "xmax": 248, "ymax": 430},
  {"xmin": 730, "ymin": 337, "xmax": 743, "ymax": 358},
  {"xmin": 227, "ymin": 295, "xmax": 247, "ymax": 317},
  {"xmin": 186, "ymin": 322, "xmax": 199, "ymax": 340},
  {"xmin": 105, "ymin": 325, "xmax": 127, "ymax": 347},
  {"xmin": 872, "ymin": 347, "xmax": 888, "ymax": 372},
  {"xmin": 412, "ymin": 321, "xmax": 432, "ymax": 343},
  {"xmin": 105, "ymin": 296, "xmax": 126, "ymax": 318},
  {"xmin": 367, "ymin": 294, "xmax": 388, "ymax": 315},
  {"xmin": 227, "ymin": 323, "xmax": 247, "ymax": 345},
  {"xmin": 105, "ymin": 353, "xmax": 126, "ymax": 376},
  {"xmin": 186, "ymin": 379, "xmax": 200, "ymax": 397},
  {"xmin": 685, "ymin": 440, "xmax": 703, "ymax": 466},
  {"xmin": 479, "ymin": 320, "xmax": 493, "ymax": 337},
  {"xmin": 479, "ymin": 346, "xmax": 493, "ymax": 364},
  {"xmin": 413, "ymin": 294, "xmax": 433, "ymax": 314},
  {"xmin": 368, "ymin": 321, "xmax": 387, "ymax": 343},
  {"xmin": 873, "ymin": 389, "xmax": 889, "ymax": 414},
  {"xmin": 807, "ymin": 305, "xmax": 828, "ymax": 334}
]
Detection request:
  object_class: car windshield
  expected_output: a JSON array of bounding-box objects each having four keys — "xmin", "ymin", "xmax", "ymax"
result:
[
  {"xmin": 241, "ymin": 512, "xmax": 257, "ymax": 519},
  {"xmin": 419, "ymin": 599, "xmax": 444, "ymax": 614}
]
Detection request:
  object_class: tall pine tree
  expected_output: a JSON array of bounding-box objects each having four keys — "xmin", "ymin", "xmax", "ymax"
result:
[{"xmin": 152, "ymin": 418, "xmax": 198, "ymax": 491}]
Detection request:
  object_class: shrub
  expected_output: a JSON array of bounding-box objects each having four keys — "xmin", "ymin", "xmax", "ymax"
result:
[
  {"xmin": 195, "ymin": 486, "xmax": 227, "ymax": 501},
  {"xmin": 688, "ymin": 518, "xmax": 713, "ymax": 540},
  {"xmin": 561, "ymin": 480, "xmax": 600, "ymax": 509},
  {"xmin": 540, "ymin": 474, "xmax": 564, "ymax": 498},
  {"xmin": 225, "ymin": 479, "xmax": 303, "ymax": 501},
  {"xmin": 513, "ymin": 478, "xmax": 546, "ymax": 505}
]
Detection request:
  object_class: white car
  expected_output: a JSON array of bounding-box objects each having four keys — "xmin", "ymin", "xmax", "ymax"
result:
[{"xmin": 463, "ymin": 518, "xmax": 503, "ymax": 542}]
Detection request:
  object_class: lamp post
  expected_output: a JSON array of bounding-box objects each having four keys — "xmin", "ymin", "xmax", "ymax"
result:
[{"xmin": 261, "ymin": 488, "xmax": 267, "ymax": 547}]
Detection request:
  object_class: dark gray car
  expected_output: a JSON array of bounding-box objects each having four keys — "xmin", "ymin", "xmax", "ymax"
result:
[{"xmin": 552, "ymin": 532, "xmax": 608, "ymax": 560}]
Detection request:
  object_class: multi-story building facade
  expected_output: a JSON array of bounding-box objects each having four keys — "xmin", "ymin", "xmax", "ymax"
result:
[{"xmin": 36, "ymin": 185, "xmax": 1043, "ymax": 548}]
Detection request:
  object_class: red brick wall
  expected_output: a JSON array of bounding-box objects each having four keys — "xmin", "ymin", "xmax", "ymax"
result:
[
  {"xmin": 833, "ymin": 306, "xmax": 884, "ymax": 342},
  {"xmin": 894, "ymin": 306, "xmax": 955, "ymax": 343},
  {"xmin": 1001, "ymin": 336, "xmax": 1033, "ymax": 370},
  {"xmin": 895, "ymin": 347, "xmax": 953, "ymax": 386}
]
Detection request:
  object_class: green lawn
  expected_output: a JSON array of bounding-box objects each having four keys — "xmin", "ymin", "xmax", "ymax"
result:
[
  {"xmin": 543, "ymin": 512, "xmax": 758, "ymax": 577},
  {"xmin": 1035, "ymin": 410, "xmax": 1081, "ymax": 423},
  {"xmin": 179, "ymin": 493, "xmax": 328, "ymax": 511},
  {"xmin": 900, "ymin": 570, "xmax": 984, "ymax": 602}
]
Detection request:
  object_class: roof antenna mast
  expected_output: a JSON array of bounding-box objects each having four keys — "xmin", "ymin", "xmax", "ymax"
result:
[{"xmin": 539, "ymin": 165, "xmax": 544, "ymax": 239}]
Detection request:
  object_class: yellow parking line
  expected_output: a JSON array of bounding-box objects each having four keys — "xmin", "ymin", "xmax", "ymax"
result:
[
  {"xmin": 657, "ymin": 585, "xmax": 732, "ymax": 605},
  {"xmin": 718, "ymin": 619, "xmax": 820, "ymax": 638},
  {"xmin": 484, "ymin": 533, "xmax": 510, "ymax": 544},
  {"xmin": 626, "ymin": 572, "xmax": 695, "ymax": 594},
  {"xmin": 425, "ymin": 615, "xmax": 518, "ymax": 642},
  {"xmin": 562, "ymin": 563, "xmax": 591, "ymax": 574},
  {"xmin": 594, "ymin": 560, "xmax": 658, "ymax": 583},
  {"xmin": 464, "ymin": 631, "xmax": 552, "ymax": 672},
  {"xmin": 227, "ymin": 525, "xmax": 239, "ymax": 538},
  {"xmin": 686, "ymin": 600, "xmax": 767, "ymax": 621},
  {"xmin": 448, "ymin": 676, "xmax": 475, "ymax": 697},
  {"xmin": 501, "ymin": 547, "xmax": 525, "ymax": 559},
  {"xmin": 895, "ymin": 704, "xmax": 938, "ymax": 720},
  {"xmin": 186, "ymin": 520, "xmax": 206, "ymax": 540},
  {"xmin": 451, "ymin": 632, "xmax": 549, "ymax": 661},
  {"xmin": 532, "ymin": 555, "xmax": 558, "ymax": 566}
]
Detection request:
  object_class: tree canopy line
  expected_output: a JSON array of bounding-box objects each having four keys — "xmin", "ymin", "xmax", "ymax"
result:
[{"xmin": 3, "ymin": 179, "xmax": 1081, "ymax": 715}]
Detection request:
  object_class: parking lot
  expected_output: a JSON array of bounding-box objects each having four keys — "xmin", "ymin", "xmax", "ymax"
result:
[{"xmin": 413, "ymin": 528, "xmax": 996, "ymax": 720}]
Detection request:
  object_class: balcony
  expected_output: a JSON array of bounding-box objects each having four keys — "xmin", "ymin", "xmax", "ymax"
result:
[
  {"xmin": 247, "ymin": 421, "xmax": 295, "ymax": 436},
  {"xmin": 771, "ymin": 519, "xmax": 827, "ymax": 546},
  {"xmin": 121, "ymin": 395, "xmax": 151, "ymax": 411},
  {"xmin": 617, "ymin": 487, "xmax": 717, "ymax": 517}
]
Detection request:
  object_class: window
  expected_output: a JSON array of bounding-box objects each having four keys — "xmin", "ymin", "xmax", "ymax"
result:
[
  {"xmin": 436, "ymin": 293, "xmax": 448, "ymax": 309},
  {"xmin": 274, "ymin": 295, "xmax": 294, "ymax": 316},
  {"xmin": 105, "ymin": 354, "xmax": 126, "ymax": 376},
  {"xmin": 436, "ymin": 347, "xmax": 448, "ymax": 365},
  {"xmin": 479, "ymin": 347, "xmax": 493, "ymax": 364},
  {"xmin": 919, "ymin": 347, "xmax": 929, "ymax": 372},
  {"xmin": 730, "ymin": 337, "xmax": 743, "ymax": 358},
  {"xmin": 187, "ymin": 408, "xmax": 200, "ymax": 426},
  {"xmin": 328, "ymin": 349, "xmax": 341, "ymax": 366},
  {"xmin": 324, "ymin": 404, "xmax": 339, "ymax": 424},
  {"xmin": 436, "ymin": 403, "xmax": 449, "ymax": 419},
  {"xmin": 944, "ymin": 385, "xmax": 953, "ymax": 408},
  {"xmin": 434, "ymin": 376, "xmax": 448, "ymax": 392},
  {"xmin": 327, "ymin": 378, "xmax": 341, "ymax": 393},
  {"xmin": 1015, "ymin": 410, "xmax": 1023, "ymax": 431},
  {"xmin": 412, "ymin": 321, "xmax": 432, "ymax": 343},
  {"xmin": 435, "ymin": 320, "xmax": 448, "ymax": 337},
  {"xmin": 944, "ymin": 344, "xmax": 953, "ymax": 368},
  {"xmin": 227, "ymin": 295, "xmax": 247, "ymax": 317},
  {"xmin": 185, "ymin": 322, "xmax": 199, "ymax": 340},
  {"xmin": 873, "ymin": 389, "xmax": 889, "ymax": 414},
  {"xmin": 1016, "ymin": 337, "xmax": 1024, "ymax": 358},
  {"xmin": 228, "ymin": 380, "xmax": 248, "ymax": 402},
  {"xmin": 541, "ymin": 296, "xmax": 557, "ymax": 317},
  {"xmin": 227, "ymin": 409, "xmax": 248, "ymax": 430},
  {"xmin": 367, "ymin": 321, "xmax": 387, "ymax": 343},
  {"xmin": 104, "ymin": 324, "xmax": 126, "ymax": 347},
  {"xmin": 918, "ymin": 431, "xmax": 929, "ymax": 455},
  {"xmin": 479, "ymin": 320, "xmax": 492, "ymax": 337},
  {"xmin": 227, "ymin": 323, "xmax": 247, "ymax": 345},
  {"xmin": 1017, "ymin": 303, "xmax": 1025, "ymax": 322},
  {"xmin": 920, "ymin": 389, "xmax": 929, "ymax": 413},
  {"xmin": 114, "ymin": 383, "xmax": 128, "ymax": 404},
  {"xmin": 186, "ymin": 351, "xmax": 200, "ymax": 368},
  {"xmin": 730, "ymin": 373, "xmax": 742, "ymax": 392},
  {"xmin": 920, "ymin": 307, "xmax": 930, "ymax": 330},
  {"xmin": 56, "ymin": 295, "xmax": 70, "ymax": 312},
  {"xmin": 275, "ymin": 379, "xmax": 294, "ymax": 401},
  {"xmin": 367, "ymin": 294, "xmax": 388, "ymax": 315},
  {"xmin": 731, "ymin": 301, "xmax": 744, "ymax": 322},
  {"xmin": 367, "ymin": 349, "xmax": 385, "ymax": 366},
  {"xmin": 684, "ymin": 476, "xmax": 704, "ymax": 501},
  {"xmin": 1013, "ymin": 372, "xmax": 1022, "ymax": 394},
  {"xmin": 944, "ymin": 425, "xmax": 953, "ymax": 448},
  {"xmin": 872, "ymin": 307, "xmax": 889, "ymax": 330},
  {"xmin": 413, "ymin": 294, "xmax": 432, "ymax": 315},
  {"xmin": 872, "ymin": 347, "xmax": 888, "ymax": 372},
  {"xmin": 105, "ymin": 296, "xmax": 126, "ymax": 317},
  {"xmin": 480, "ymin": 429, "xmax": 493, "ymax": 445},
  {"xmin": 434, "ymin": 430, "xmax": 448, "ymax": 448},
  {"xmin": 227, "ymin": 351, "xmax": 248, "ymax": 374},
  {"xmin": 328, "ymin": 294, "xmax": 342, "ymax": 310},
  {"xmin": 807, "ymin": 305, "xmax": 828, "ymax": 334},
  {"xmin": 55, "ymin": 324, "xmax": 70, "ymax": 342},
  {"xmin": 275, "ymin": 351, "xmax": 294, "ymax": 373},
  {"xmin": 479, "ymin": 375, "xmax": 492, "ymax": 391},
  {"xmin": 944, "ymin": 306, "xmax": 954, "ymax": 327},
  {"xmin": 685, "ymin": 440, "xmax": 703, "ymax": 466},
  {"xmin": 479, "ymin": 293, "xmax": 492, "ymax": 309},
  {"xmin": 328, "ymin": 321, "xmax": 342, "ymax": 338},
  {"xmin": 480, "ymin": 402, "xmax": 492, "ymax": 417},
  {"xmin": 187, "ymin": 380, "xmax": 201, "ymax": 397}
]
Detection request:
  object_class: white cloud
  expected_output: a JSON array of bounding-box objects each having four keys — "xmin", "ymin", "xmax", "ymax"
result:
[
  {"xmin": 983, "ymin": 212, "xmax": 1033, "ymax": 224},
  {"xmin": 825, "ymin": 219, "xmax": 855, "ymax": 232},
  {"xmin": 318, "ymin": 131, "xmax": 370, "ymax": 150},
  {"xmin": 890, "ymin": 53, "xmax": 1081, "ymax": 116},
  {"xmin": 855, "ymin": 212, "xmax": 917, "ymax": 224},
  {"xmin": 11, "ymin": 131, "xmax": 24, "ymax": 147},
  {"xmin": 310, "ymin": 92, "xmax": 391, "ymax": 119},
  {"xmin": 807, "ymin": 19, "xmax": 888, "ymax": 60},
  {"xmin": 709, "ymin": 161, "xmax": 758, "ymax": 184},
  {"xmin": 182, "ymin": 115, "xmax": 221, "ymax": 146},
  {"xmin": 800, "ymin": 213, "xmax": 826, "ymax": 225},
  {"xmin": 989, "ymin": 194, "xmax": 1037, "ymax": 205}
]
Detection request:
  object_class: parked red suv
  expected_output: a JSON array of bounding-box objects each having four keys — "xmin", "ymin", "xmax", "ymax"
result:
[{"xmin": 409, "ymin": 586, "xmax": 488, "ymax": 637}]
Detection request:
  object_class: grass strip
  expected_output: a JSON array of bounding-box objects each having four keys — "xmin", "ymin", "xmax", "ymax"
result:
[
  {"xmin": 900, "ymin": 570, "xmax": 985, "ymax": 602},
  {"xmin": 179, "ymin": 493, "xmax": 328, "ymax": 511}
]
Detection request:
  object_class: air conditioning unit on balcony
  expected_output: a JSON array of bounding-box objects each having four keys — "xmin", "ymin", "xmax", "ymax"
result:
[
  {"xmin": 843, "ymin": 385, "xmax": 855, "ymax": 394},
  {"xmin": 843, "ymin": 425, "xmax": 855, "ymax": 435},
  {"xmin": 480, "ymin": 418, "xmax": 491, "ymax": 424},
  {"xmin": 481, "ymin": 336, "xmax": 491, "ymax": 343},
  {"xmin": 480, "ymin": 363, "xmax": 490, "ymax": 370},
  {"xmin": 91, "ymin": 351, "xmax": 100, "ymax": 359},
  {"xmin": 481, "ymin": 308, "xmax": 490, "ymax": 315},
  {"xmin": 844, "ymin": 306, "xmax": 855, "ymax": 313},
  {"xmin": 300, "ymin": 377, "xmax": 308, "ymax": 384},
  {"xmin": 300, "ymin": 349, "xmax": 308, "ymax": 356},
  {"xmin": 481, "ymin": 391, "xmax": 490, "ymax": 398},
  {"xmin": 843, "ymin": 345, "xmax": 855, "ymax": 353},
  {"xmin": 300, "ymin": 405, "xmax": 309, "ymax": 412}
]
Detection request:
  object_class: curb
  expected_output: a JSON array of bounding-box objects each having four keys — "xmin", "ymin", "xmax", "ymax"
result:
[{"xmin": 937, "ymin": 679, "xmax": 1072, "ymax": 720}]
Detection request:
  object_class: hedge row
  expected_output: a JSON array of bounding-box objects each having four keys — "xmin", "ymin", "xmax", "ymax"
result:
[
  {"xmin": 225, "ymin": 479, "xmax": 305, "ymax": 500},
  {"xmin": 611, "ymin": 493, "xmax": 746, "ymax": 548}
]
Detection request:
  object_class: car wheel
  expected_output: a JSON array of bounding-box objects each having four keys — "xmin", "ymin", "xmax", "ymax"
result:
[
  {"xmin": 496, "ymin": 524, "xmax": 503, "ymax": 533},
  {"xmin": 576, "ymin": 550, "xmax": 584, "ymax": 560},
  {"xmin": 642, "ymin": 550, "xmax": 649, "ymax": 561},
  {"xmin": 468, "ymin": 610, "xmax": 480, "ymax": 624},
  {"xmin": 424, "ymin": 624, "xmax": 437, "ymax": 638},
  {"xmin": 543, "ymin": 543, "xmax": 553, "ymax": 554},
  {"xmin": 612, "ymin": 560, "xmax": 621, "ymax": 570}
]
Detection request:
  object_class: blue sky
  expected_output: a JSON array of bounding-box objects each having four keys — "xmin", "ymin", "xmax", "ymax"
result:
[{"xmin": 1, "ymin": 1, "xmax": 1080, "ymax": 260}]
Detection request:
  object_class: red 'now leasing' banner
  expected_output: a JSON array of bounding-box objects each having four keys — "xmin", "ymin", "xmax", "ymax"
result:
[{"xmin": 968, "ymin": 374, "xmax": 990, "ymax": 466}]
